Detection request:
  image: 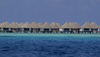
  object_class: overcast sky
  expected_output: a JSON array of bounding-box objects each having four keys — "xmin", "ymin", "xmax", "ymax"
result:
[{"xmin": 0, "ymin": 0, "xmax": 100, "ymax": 25}]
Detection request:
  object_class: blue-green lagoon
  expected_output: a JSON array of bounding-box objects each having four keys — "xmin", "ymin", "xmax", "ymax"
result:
[{"xmin": 0, "ymin": 33, "xmax": 100, "ymax": 57}]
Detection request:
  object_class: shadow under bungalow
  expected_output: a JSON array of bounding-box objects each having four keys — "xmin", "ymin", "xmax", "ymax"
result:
[{"xmin": 0, "ymin": 22, "xmax": 99, "ymax": 34}]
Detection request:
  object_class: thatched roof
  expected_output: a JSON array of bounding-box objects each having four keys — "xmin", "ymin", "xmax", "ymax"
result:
[
  {"xmin": 62, "ymin": 22, "xmax": 71, "ymax": 28},
  {"xmin": 31, "ymin": 22, "xmax": 39, "ymax": 28},
  {"xmin": 0, "ymin": 22, "xmax": 10, "ymax": 28},
  {"xmin": 43, "ymin": 22, "xmax": 51, "ymax": 28},
  {"xmin": 50, "ymin": 22, "xmax": 60, "ymax": 28},
  {"xmin": 0, "ymin": 22, "xmax": 99, "ymax": 29},
  {"xmin": 71, "ymin": 22, "xmax": 80, "ymax": 28},
  {"xmin": 21, "ymin": 22, "xmax": 31, "ymax": 28},
  {"xmin": 90, "ymin": 22, "xmax": 99, "ymax": 28},
  {"xmin": 81, "ymin": 22, "xmax": 91, "ymax": 28},
  {"xmin": 38, "ymin": 23, "xmax": 43, "ymax": 28},
  {"xmin": 56, "ymin": 23, "xmax": 61, "ymax": 28},
  {"xmin": 18, "ymin": 23, "xmax": 23, "ymax": 28},
  {"xmin": 10, "ymin": 22, "xmax": 19, "ymax": 28}
]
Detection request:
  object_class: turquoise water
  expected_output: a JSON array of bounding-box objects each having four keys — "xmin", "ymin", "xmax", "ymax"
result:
[{"xmin": 0, "ymin": 34, "xmax": 100, "ymax": 57}]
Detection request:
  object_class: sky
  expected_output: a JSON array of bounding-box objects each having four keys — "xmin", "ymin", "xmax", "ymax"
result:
[{"xmin": 0, "ymin": 0, "xmax": 100, "ymax": 25}]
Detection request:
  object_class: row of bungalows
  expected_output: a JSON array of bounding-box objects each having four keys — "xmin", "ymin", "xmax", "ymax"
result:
[
  {"xmin": 0, "ymin": 22, "xmax": 99, "ymax": 34},
  {"xmin": 61, "ymin": 22, "xmax": 100, "ymax": 34},
  {"xmin": 81, "ymin": 22, "xmax": 100, "ymax": 33}
]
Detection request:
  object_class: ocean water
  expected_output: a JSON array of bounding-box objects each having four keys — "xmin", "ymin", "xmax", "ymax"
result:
[{"xmin": 0, "ymin": 34, "xmax": 100, "ymax": 57}]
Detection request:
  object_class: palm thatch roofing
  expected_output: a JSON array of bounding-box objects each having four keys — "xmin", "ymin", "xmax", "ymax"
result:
[
  {"xmin": 18, "ymin": 23, "xmax": 23, "ymax": 28},
  {"xmin": 0, "ymin": 22, "xmax": 10, "ymax": 28},
  {"xmin": 50, "ymin": 22, "xmax": 60, "ymax": 28},
  {"xmin": 38, "ymin": 23, "xmax": 43, "ymax": 28},
  {"xmin": 70, "ymin": 22, "xmax": 80, "ymax": 28},
  {"xmin": 56, "ymin": 23, "xmax": 61, "ymax": 28},
  {"xmin": 90, "ymin": 22, "xmax": 99, "ymax": 28},
  {"xmin": 31, "ymin": 22, "xmax": 39, "ymax": 28},
  {"xmin": 81, "ymin": 22, "xmax": 91, "ymax": 28},
  {"xmin": 62, "ymin": 22, "xmax": 72, "ymax": 28},
  {"xmin": 10, "ymin": 22, "xmax": 20, "ymax": 28},
  {"xmin": 42, "ymin": 22, "xmax": 51, "ymax": 28},
  {"xmin": 0, "ymin": 22, "xmax": 99, "ymax": 29},
  {"xmin": 21, "ymin": 22, "xmax": 31, "ymax": 28}
]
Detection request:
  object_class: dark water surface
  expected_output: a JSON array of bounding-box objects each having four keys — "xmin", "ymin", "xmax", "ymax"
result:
[{"xmin": 0, "ymin": 36, "xmax": 100, "ymax": 57}]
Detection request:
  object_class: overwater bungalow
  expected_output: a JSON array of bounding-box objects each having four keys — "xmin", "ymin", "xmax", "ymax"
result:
[
  {"xmin": 61, "ymin": 22, "xmax": 80, "ymax": 33},
  {"xmin": 31, "ymin": 22, "xmax": 40, "ymax": 33},
  {"xmin": 42, "ymin": 22, "xmax": 51, "ymax": 33},
  {"xmin": 81, "ymin": 22, "xmax": 92, "ymax": 33},
  {"xmin": 21, "ymin": 22, "xmax": 31, "ymax": 33},
  {"xmin": 90, "ymin": 22, "xmax": 99, "ymax": 33},
  {"xmin": 70, "ymin": 22, "xmax": 81, "ymax": 33},
  {"xmin": 9, "ymin": 22, "xmax": 21, "ymax": 33},
  {"xmin": 50, "ymin": 22, "xmax": 61, "ymax": 33},
  {"xmin": 38, "ymin": 23, "xmax": 44, "ymax": 33},
  {"xmin": 61, "ymin": 22, "xmax": 72, "ymax": 33},
  {"xmin": 0, "ymin": 22, "xmax": 11, "ymax": 33}
]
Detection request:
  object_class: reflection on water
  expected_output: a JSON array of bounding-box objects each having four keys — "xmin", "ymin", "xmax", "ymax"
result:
[{"xmin": 0, "ymin": 36, "xmax": 100, "ymax": 57}]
